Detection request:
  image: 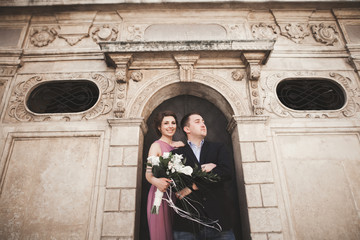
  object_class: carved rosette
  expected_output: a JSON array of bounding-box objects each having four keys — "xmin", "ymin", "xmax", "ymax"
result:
[
  {"xmin": 261, "ymin": 71, "xmax": 359, "ymax": 118},
  {"xmin": 126, "ymin": 25, "xmax": 147, "ymax": 41},
  {"xmin": 251, "ymin": 23, "xmax": 279, "ymax": 40},
  {"xmin": 311, "ymin": 23, "xmax": 339, "ymax": 46},
  {"xmin": 231, "ymin": 70, "xmax": 244, "ymax": 81},
  {"xmin": 130, "ymin": 71, "xmax": 143, "ymax": 82},
  {"xmin": 91, "ymin": 24, "xmax": 119, "ymax": 42},
  {"xmin": 7, "ymin": 73, "xmax": 115, "ymax": 122},
  {"xmin": 30, "ymin": 27, "xmax": 58, "ymax": 47},
  {"xmin": 278, "ymin": 23, "xmax": 310, "ymax": 43}
]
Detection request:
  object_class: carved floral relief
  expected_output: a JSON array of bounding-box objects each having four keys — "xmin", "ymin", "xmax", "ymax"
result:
[
  {"xmin": 91, "ymin": 24, "xmax": 119, "ymax": 42},
  {"xmin": 126, "ymin": 25, "xmax": 147, "ymax": 41},
  {"xmin": 30, "ymin": 27, "xmax": 58, "ymax": 47},
  {"xmin": 7, "ymin": 73, "xmax": 115, "ymax": 122},
  {"xmin": 278, "ymin": 23, "xmax": 310, "ymax": 44},
  {"xmin": 251, "ymin": 23, "xmax": 279, "ymax": 40},
  {"xmin": 261, "ymin": 71, "xmax": 359, "ymax": 118},
  {"xmin": 311, "ymin": 23, "xmax": 339, "ymax": 46}
]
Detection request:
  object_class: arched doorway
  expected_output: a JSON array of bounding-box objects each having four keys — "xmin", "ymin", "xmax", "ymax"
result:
[{"xmin": 139, "ymin": 95, "xmax": 242, "ymax": 240}]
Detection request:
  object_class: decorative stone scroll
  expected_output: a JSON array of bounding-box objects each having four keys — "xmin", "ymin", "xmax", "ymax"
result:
[
  {"xmin": 278, "ymin": 23, "xmax": 310, "ymax": 44},
  {"xmin": 173, "ymin": 54, "xmax": 199, "ymax": 82},
  {"xmin": 7, "ymin": 73, "xmax": 115, "ymax": 122},
  {"xmin": 261, "ymin": 71, "xmax": 359, "ymax": 118},
  {"xmin": 311, "ymin": 23, "xmax": 339, "ymax": 46}
]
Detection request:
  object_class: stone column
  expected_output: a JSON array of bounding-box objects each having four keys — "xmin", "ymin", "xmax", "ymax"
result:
[
  {"xmin": 102, "ymin": 118, "xmax": 147, "ymax": 240},
  {"xmin": 228, "ymin": 116, "xmax": 283, "ymax": 240}
]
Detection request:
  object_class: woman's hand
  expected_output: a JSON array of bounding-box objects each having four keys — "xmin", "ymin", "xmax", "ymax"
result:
[
  {"xmin": 201, "ymin": 163, "xmax": 217, "ymax": 172},
  {"xmin": 171, "ymin": 141, "xmax": 185, "ymax": 148},
  {"xmin": 153, "ymin": 178, "xmax": 172, "ymax": 192}
]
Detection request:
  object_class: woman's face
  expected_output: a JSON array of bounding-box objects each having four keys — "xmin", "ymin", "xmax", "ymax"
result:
[{"xmin": 159, "ymin": 116, "xmax": 177, "ymax": 137}]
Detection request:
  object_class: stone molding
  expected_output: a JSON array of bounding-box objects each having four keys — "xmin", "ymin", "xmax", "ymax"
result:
[
  {"xmin": 108, "ymin": 118, "xmax": 147, "ymax": 134},
  {"xmin": 227, "ymin": 115, "xmax": 269, "ymax": 134},
  {"xmin": 261, "ymin": 71, "xmax": 360, "ymax": 118},
  {"xmin": 100, "ymin": 40, "xmax": 275, "ymax": 53},
  {"xmin": 6, "ymin": 72, "xmax": 115, "ymax": 122}
]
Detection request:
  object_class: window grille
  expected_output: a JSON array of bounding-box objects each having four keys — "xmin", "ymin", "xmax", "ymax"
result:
[
  {"xmin": 276, "ymin": 79, "xmax": 345, "ymax": 110},
  {"xmin": 27, "ymin": 80, "xmax": 99, "ymax": 114}
]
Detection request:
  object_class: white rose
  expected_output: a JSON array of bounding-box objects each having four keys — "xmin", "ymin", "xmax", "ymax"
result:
[
  {"xmin": 173, "ymin": 154, "xmax": 183, "ymax": 162},
  {"xmin": 178, "ymin": 166, "xmax": 193, "ymax": 176},
  {"xmin": 162, "ymin": 152, "xmax": 171, "ymax": 159},
  {"xmin": 147, "ymin": 156, "xmax": 160, "ymax": 166}
]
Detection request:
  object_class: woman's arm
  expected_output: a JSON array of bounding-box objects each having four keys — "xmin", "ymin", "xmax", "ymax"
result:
[{"xmin": 145, "ymin": 142, "xmax": 171, "ymax": 192}]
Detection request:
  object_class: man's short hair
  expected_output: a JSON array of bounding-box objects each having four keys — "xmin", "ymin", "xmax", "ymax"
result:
[{"xmin": 180, "ymin": 112, "xmax": 202, "ymax": 135}]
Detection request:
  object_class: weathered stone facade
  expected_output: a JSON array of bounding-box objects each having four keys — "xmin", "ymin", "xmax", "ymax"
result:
[{"xmin": 0, "ymin": 1, "xmax": 359, "ymax": 240}]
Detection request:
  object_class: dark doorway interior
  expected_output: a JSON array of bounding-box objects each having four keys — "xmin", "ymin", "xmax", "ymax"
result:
[{"xmin": 139, "ymin": 95, "xmax": 242, "ymax": 239}]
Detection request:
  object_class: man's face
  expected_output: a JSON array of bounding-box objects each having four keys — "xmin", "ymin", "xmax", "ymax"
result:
[{"xmin": 184, "ymin": 114, "xmax": 207, "ymax": 138}]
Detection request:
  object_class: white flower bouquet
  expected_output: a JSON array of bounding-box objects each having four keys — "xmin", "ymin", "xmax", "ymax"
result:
[{"xmin": 147, "ymin": 152, "xmax": 219, "ymax": 214}]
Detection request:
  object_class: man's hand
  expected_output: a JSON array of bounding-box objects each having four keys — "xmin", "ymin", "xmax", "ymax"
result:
[
  {"xmin": 176, "ymin": 187, "xmax": 192, "ymax": 200},
  {"xmin": 201, "ymin": 163, "xmax": 216, "ymax": 172}
]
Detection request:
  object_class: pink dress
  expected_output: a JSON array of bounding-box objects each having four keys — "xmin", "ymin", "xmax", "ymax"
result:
[{"xmin": 147, "ymin": 140, "xmax": 175, "ymax": 240}]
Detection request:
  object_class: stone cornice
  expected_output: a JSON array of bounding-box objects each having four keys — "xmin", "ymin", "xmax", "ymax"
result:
[
  {"xmin": 101, "ymin": 40, "xmax": 274, "ymax": 82},
  {"xmin": 100, "ymin": 40, "xmax": 275, "ymax": 54}
]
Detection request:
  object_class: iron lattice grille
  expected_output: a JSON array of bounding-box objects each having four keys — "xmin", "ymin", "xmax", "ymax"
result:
[
  {"xmin": 27, "ymin": 80, "xmax": 99, "ymax": 114},
  {"xmin": 276, "ymin": 79, "xmax": 345, "ymax": 111}
]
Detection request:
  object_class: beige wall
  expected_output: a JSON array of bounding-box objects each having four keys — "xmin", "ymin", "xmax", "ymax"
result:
[{"xmin": 0, "ymin": 2, "xmax": 359, "ymax": 240}]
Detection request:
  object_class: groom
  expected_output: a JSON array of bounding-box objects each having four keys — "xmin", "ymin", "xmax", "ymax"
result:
[{"xmin": 172, "ymin": 112, "xmax": 235, "ymax": 240}]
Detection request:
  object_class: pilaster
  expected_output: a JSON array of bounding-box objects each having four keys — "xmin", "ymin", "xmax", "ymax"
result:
[
  {"xmin": 103, "ymin": 118, "xmax": 147, "ymax": 240},
  {"xmin": 228, "ymin": 115, "xmax": 283, "ymax": 240}
]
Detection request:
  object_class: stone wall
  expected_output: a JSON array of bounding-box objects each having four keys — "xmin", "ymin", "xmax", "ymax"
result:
[{"xmin": 0, "ymin": 2, "xmax": 359, "ymax": 240}]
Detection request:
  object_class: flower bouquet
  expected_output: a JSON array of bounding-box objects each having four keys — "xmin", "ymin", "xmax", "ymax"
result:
[{"xmin": 147, "ymin": 152, "xmax": 220, "ymax": 217}]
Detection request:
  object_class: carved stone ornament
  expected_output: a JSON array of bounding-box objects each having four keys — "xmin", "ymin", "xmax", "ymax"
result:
[
  {"xmin": 173, "ymin": 54, "xmax": 200, "ymax": 82},
  {"xmin": 261, "ymin": 71, "xmax": 359, "ymax": 118},
  {"xmin": 130, "ymin": 71, "xmax": 143, "ymax": 82},
  {"xmin": 127, "ymin": 25, "xmax": 147, "ymax": 42},
  {"xmin": 30, "ymin": 27, "xmax": 58, "ymax": 47},
  {"xmin": 252, "ymin": 23, "xmax": 279, "ymax": 40},
  {"xmin": 91, "ymin": 24, "xmax": 119, "ymax": 42},
  {"xmin": 231, "ymin": 70, "xmax": 244, "ymax": 81},
  {"xmin": 278, "ymin": 23, "xmax": 310, "ymax": 43},
  {"xmin": 7, "ymin": 73, "xmax": 115, "ymax": 122},
  {"xmin": 247, "ymin": 63, "xmax": 261, "ymax": 80},
  {"xmin": 115, "ymin": 68, "xmax": 127, "ymax": 83},
  {"xmin": 311, "ymin": 23, "xmax": 339, "ymax": 46},
  {"xmin": 0, "ymin": 66, "xmax": 17, "ymax": 77},
  {"xmin": 127, "ymin": 70, "xmax": 250, "ymax": 118},
  {"xmin": 107, "ymin": 53, "xmax": 133, "ymax": 83},
  {"xmin": 113, "ymin": 82, "xmax": 127, "ymax": 118}
]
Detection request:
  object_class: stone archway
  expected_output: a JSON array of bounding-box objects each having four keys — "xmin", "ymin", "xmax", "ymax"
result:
[{"xmin": 140, "ymin": 94, "xmax": 243, "ymax": 240}]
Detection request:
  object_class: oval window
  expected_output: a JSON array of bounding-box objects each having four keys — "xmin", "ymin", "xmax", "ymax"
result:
[
  {"xmin": 276, "ymin": 79, "xmax": 345, "ymax": 110},
  {"xmin": 27, "ymin": 80, "xmax": 99, "ymax": 114}
]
